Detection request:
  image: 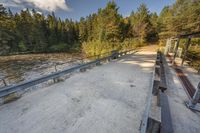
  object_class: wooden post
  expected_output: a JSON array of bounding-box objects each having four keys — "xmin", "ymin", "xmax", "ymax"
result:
[
  {"xmin": 172, "ymin": 38, "xmax": 180, "ymax": 65},
  {"xmin": 181, "ymin": 38, "xmax": 191, "ymax": 66}
]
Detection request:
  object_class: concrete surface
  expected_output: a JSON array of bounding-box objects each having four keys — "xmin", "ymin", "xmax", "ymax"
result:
[
  {"xmin": 0, "ymin": 52, "xmax": 155, "ymax": 133},
  {"xmin": 165, "ymin": 57, "xmax": 200, "ymax": 133},
  {"xmin": 173, "ymin": 56, "xmax": 200, "ymax": 88}
]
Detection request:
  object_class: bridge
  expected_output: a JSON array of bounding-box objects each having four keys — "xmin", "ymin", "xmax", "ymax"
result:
[{"xmin": 0, "ymin": 45, "xmax": 200, "ymax": 133}]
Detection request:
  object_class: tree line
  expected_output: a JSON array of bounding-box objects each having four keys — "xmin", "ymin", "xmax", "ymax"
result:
[{"xmin": 0, "ymin": 0, "xmax": 199, "ymax": 56}]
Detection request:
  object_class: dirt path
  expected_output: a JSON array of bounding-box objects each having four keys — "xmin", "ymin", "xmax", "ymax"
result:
[{"xmin": 138, "ymin": 44, "xmax": 159, "ymax": 52}]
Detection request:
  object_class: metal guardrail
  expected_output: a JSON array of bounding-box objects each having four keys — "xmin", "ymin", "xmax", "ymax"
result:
[
  {"xmin": 140, "ymin": 52, "xmax": 173, "ymax": 133},
  {"xmin": 0, "ymin": 50, "xmax": 116, "ymax": 87},
  {"xmin": 158, "ymin": 52, "xmax": 173, "ymax": 133},
  {"xmin": 140, "ymin": 54, "xmax": 157, "ymax": 133},
  {"xmin": 0, "ymin": 49, "xmax": 135, "ymax": 99}
]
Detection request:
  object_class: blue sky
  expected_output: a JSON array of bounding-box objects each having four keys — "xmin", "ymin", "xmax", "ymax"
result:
[{"xmin": 1, "ymin": 0, "xmax": 175, "ymax": 20}]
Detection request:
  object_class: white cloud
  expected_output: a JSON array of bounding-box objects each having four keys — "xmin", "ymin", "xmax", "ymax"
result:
[
  {"xmin": 2, "ymin": 0, "xmax": 71, "ymax": 11},
  {"xmin": 1, "ymin": 2, "xmax": 21, "ymax": 8}
]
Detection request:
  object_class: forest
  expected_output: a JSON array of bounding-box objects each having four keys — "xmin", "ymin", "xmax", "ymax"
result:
[{"xmin": 0, "ymin": 0, "xmax": 200, "ymax": 56}]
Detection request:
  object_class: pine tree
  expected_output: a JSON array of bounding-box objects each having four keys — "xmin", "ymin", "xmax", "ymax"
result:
[
  {"xmin": 130, "ymin": 4, "xmax": 154, "ymax": 42},
  {"xmin": 32, "ymin": 9, "xmax": 48, "ymax": 52},
  {"xmin": 79, "ymin": 17, "xmax": 88, "ymax": 42},
  {"xmin": 0, "ymin": 4, "xmax": 16, "ymax": 54},
  {"xmin": 98, "ymin": 1, "xmax": 121, "ymax": 42}
]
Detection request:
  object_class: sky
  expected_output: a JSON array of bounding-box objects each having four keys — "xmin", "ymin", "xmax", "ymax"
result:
[{"xmin": 1, "ymin": 0, "xmax": 176, "ymax": 20}]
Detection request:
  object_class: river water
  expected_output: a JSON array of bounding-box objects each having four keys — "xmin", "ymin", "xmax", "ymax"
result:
[{"xmin": 0, "ymin": 53, "xmax": 83, "ymax": 88}]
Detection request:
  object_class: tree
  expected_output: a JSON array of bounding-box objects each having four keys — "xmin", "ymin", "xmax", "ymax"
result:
[
  {"xmin": 158, "ymin": 0, "xmax": 200, "ymax": 39},
  {"xmin": 79, "ymin": 17, "xmax": 88, "ymax": 42},
  {"xmin": 98, "ymin": 1, "xmax": 122, "ymax": 42},
  {"xmin": 0, "ymin": 4, "xmax": 16, "ymax": 54},
  {"xmin": 1, "ymin": 1, "xmax": 199, "ymax": 56},
  {"xmin": 32, "ymin": 9, "xmax": 48, "ymax": 52},
  {"xmin": 130, "ymin": 4, "xmax": 155, "ymax": 42}
]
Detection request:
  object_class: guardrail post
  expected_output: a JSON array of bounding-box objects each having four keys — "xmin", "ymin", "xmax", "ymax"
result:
[
  {"xmin": 53, "ymin": 63, "xmax": 65, "ymax": 83},
  {"xmin": 53, "ymin": 64, "xmax": 57, "ymax": 83},
  {"xmin": 186, "ymin": 82, "xmax": 200, "ymax": 112},
  {"xmin": 54, "ymin": 63, "xmax": 58, "ymax": 72},
  {"xmin": 80, "ymin": 67, "xmax": 86, "ymax": 72},
  {"xmin": 108, "ymin": 57, "xmax": 111, "ymax": 62},
  {"xmin": 111, "ymin": 50, "xmax": 118, "ymax": 59},
  {"xmin": 2, "ymin": 79, "xmax": 7, "ymax": 87},
  {"xmin": 96, "ymin": 60, "xmax": 101, "ymax": 66}
]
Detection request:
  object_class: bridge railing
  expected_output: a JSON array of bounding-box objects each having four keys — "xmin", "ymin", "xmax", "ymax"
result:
[
  {"xmin": 0, "ymin": 48, "xmax": 136, "ymax": 104},
  {"xmin": 140, "ymin": 51, "xmax": 173, "ymax": 133}
]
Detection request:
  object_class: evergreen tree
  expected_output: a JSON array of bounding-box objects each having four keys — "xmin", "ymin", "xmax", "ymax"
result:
[
  {"xmin": 0, "ymin": 4, "xmax": 16, "ymax": 54},
  {"xmin": 0, "ymin": 1, "xmax": 199, "ymax": 55},
  {"xmin": 79, "ymin": 17, "xmax": 88, "ymax": 42},
  {"xmin": 130, "ymin": 4, "xmax": 153, "ymax": 42},
  {"xmin": 98, "ymin": 1, "xmax": 121, "ymax": 42}
]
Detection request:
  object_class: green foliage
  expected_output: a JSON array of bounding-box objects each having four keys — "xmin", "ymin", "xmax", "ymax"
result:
[
  {"xmin": 187, "ymin": 47, "xmax": 200, "ymax": 72},
  {"xmin": 49, "ymin": 43, "xmax": 68, "ymax": 52},
  {"xmin": 1, "ymin": 0, "xmax": 199, "ymax": 56},
  {"xmin": 97, "ymin": 1, "xmax": 121, "ymax": 42},
  {"xmin": 0, "ymin": 5, "xmax": 79, "ymax": 55},
  {"xmin": 81, "ymin": 2, "xmax": 154, "ymax": 57},
  {"xmin": 158, "ymin": 0, "xmax": 200, "ymax": 39},
  {"xmin": 82, "ymin": 38, "xmax": 144, "ymax": 57},
  {"xmin": 18, "ymin": 41, "xmax": 27, "ymax": 51},
  {"xmin": 120, "ymin": 39, "xmax": 144, "ymax": 51},
  {"xmin": 82, "ymin": 40, "xmax": 114, "ymax": 57},
  {"xmin": 129, "ymin": 4, "xmax": 157, "ymax": 42},
  {"xmin": 0, "ymin": 2, "xmax": 159, "ymax": 55},
  {"xmin": 0, "ymin": 4, "xmax": 16, "ymax": 55}
]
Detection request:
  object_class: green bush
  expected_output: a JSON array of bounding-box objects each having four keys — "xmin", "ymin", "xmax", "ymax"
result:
[
  {"xmin": 49, "ymin": 43, "xmax": 68, "ymax": 52},
  {"xmin": 187, "ymin": 48, "xmax": 200, "ymax": 72},
  {"xmin": 82, "ymin": 40, "xmax": 115, "ymax": 57},
  {"xmin": 18, "ymin": 41, "xmax": 27, "ymax": 51},
  {"xmin": 82, "ymin": 39, "xmax": 146, "ymax": 57},
  {"xmin": 120, "ymin": 38, "xmax": 144, "ymax": 51}
]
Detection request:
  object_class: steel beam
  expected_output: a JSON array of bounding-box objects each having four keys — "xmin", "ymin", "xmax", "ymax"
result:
[
  {"xmin": 186, "ymin": 82, "xmax": 200, "ymax": 112},
  {"xmin": 181, "ymin": 38, "xmax": 191, "ymax": 66},
  {"xmin": 172, "ymin": 38, "xmax": 180, "ymax": 65}
]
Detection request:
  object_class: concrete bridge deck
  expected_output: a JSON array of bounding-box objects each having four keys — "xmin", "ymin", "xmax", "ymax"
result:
[
  {"xmin": 165, "ymin": 55, "xmax": 200, "ymax": 133},
  {"xmin": 0, "ymin": 52, "xmax": 155, "ymax": 133}
]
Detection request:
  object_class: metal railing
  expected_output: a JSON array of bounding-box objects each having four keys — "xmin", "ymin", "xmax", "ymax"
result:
[
  {"xmin": 140, "ymin": 52, "xmax": 173, "ymax": 133},
  {"xmin": 0, "ymin": 49, "xmax": 136, "ymax": 99}
]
